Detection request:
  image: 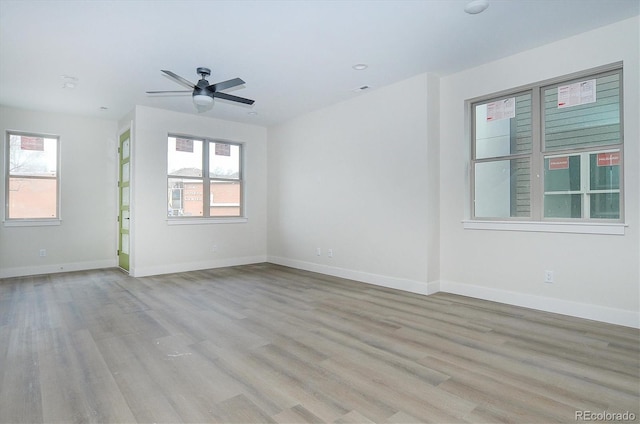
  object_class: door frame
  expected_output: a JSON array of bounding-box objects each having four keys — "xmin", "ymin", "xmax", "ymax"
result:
[{"xmin": 118, "ymin": 124, "xmax": 132, "ymax": 273}]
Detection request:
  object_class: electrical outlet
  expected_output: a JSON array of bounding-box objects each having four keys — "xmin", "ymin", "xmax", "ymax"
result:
[
  {"xmin": 327, "ymin": 248, "xmax": 333, "ymax": 258},
  {"xmin": 316, "ymin": 247, "xmax": 322, "ymax": 256},
  {"xmin": 544, "ymin": 270, "xmax": 554, "ymax": 283},
  {"xmin": 39, "ymin": 249, "xmax": 46, "ymax": 257},
  {"xmin": 212, "ymin": 244, "xmax": 218, "ymax": 253}
]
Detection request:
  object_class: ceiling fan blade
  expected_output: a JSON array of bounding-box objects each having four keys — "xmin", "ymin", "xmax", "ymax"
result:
[
  {"xmin": 208, "ymin": 77, "xmax": 245, "ymax": 92},
  {"xmin": 161, "ymin": 70, "xmax": 196, "ymax": 89},
  {"xmin": 213, "ymin": 92, "xmax": 255, "ymax": 105},
  {"xmin": 146, "ymin": 90, "xmax": 192, "ymax": 94}
]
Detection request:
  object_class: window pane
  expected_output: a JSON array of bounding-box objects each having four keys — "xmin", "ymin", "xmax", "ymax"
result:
[
  {"xmin": 590, "ymin": 193, "xmax": 619, "ymax": 219},
  {"xmin": 122, "ymin": 210, "xmax": 130, "ymax": 230},
  {"xmin": 544, "ymin": 154, "xmax": 582, "ymax": 218},
  {"xmin": 210, "ymin": 142, "xmax": 240, "ymax": 179},
  {"xmin": 8, "ymin": 134, "xmax": 58, "ymax": 219},
  {"xmin": 210, "ymin": 181, "xmax": 241, "ymax": 217},
  {"xmin": 8, "ymin": 177, "xmax": 57, "ymax": 218},
  {"xmin": 544, "ymin": 72, "xmax": 620, "ymax": 151},
  {"xmin": 121, "ymin": 234, "xmax": 129, "ymax": 254},
  {"xmin": 474, "ymin": 93, "xmax": 532, "ymax": 159},
  {"xmin": 122, "ymin": 186, "xmax": 130, "ymax": 207},
  {"xmin": 544, "ymin": 155, "xmax": 581, "ymax": 192},
  {"xmin": 474, "ymin": 158, "xmax": 530, "ymax": 218},
  {"xmin": 122, "ymin": 138, "xmax": 130, "ymax": 160},
  {"xmin": 9, "ymin": 135, "xmax": 57, "ymax": 176},
  {"xmin": 544, "ymin": 194, "xmax": 582, "ymax": 218},
  {"xmin": 590, "ymin": 151, "xmax": 620, "ymax": 190},
  {"xmin": 122, "ymin": 162, "xmax": 130, "ymax": 183},
  {"xmin": 589, "ymin": 151, "xmax": 620, "ymax": 219},
  {"xmin": 168, "ymin": 137, "xmax": 203, "ymax": 176},
  {"xmin": 167, "ymin": 178, "xmax": 204, "ymax": 217}
]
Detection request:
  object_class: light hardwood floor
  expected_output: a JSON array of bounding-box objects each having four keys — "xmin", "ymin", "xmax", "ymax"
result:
[{"xmin": 0, "ymin": 263, "xmax": 638, "ymax": 423}]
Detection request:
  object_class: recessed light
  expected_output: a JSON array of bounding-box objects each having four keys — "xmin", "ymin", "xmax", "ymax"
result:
[
  {"xmin": 465, "ymin": 0, "xmax": 489, "ymax": 14},
  {"xmin": 247, "ymin": 111, "xmax": 258, "ymax": 116},
  {"xmin": 352, "ymin": 64, "xmax": 368, "ymax": 71}
]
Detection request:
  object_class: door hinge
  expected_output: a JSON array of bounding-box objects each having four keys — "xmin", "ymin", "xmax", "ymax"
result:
[
  {"xmin": 117, "ymin": 215, "xmax": 120, "ymax": 222},
  {"xmin": 117, "ymin": 147, "xmax": 121, "ymax": 154},
  {"xmin": 117, "ymin": 249, "xmax": 120, "ymax": 256}
]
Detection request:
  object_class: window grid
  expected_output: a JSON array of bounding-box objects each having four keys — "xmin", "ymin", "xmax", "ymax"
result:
[
  {"xmin": 470, "ymin": 65, "xmax": 623, "ymax": 223},
  {"xmin": 5, "ymin": 131, "xmax": 60, "ymax": 221},
  {"xmin": 167, "ymin": 136, "xmax": 243, "ymax": 219}
]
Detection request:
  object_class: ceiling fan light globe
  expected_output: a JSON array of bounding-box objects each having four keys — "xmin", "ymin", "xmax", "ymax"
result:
[{"xmin": 193, "ymin": 94, "xmax": 214, "ymax": 106}]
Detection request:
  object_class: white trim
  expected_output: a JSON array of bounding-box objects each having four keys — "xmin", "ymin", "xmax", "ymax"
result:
[
  {"xmin": 265, "ymin": 257, "xmax": 637, "ymax": 328},
  {"xmin": 130, "ymin": 255, "xmax": 266, "ymax": 277},
  {"xmin": 267, "ymin": 256, "xmax": 439, "ymax": 295},
  {"xmin": 167, "ymin": 217, "xmax": 248, "ymax": 225},
  {"xmin": 463, "ymin": 220, "xmax": 626, "ymax": 235},
  {"xmin": 0, "ymin": 259, "xmax": 117, "ymax": 279},
  {"xmin": 440, "ymin": 279, "xmax": 639, "ymax": 329},
  {"xmin": 118, "ymin": 123, "xmax": 133, "ymax": 273},
  {"xmin": 3, "ymin": 219, "xmax": 62, "ymax": 227}
]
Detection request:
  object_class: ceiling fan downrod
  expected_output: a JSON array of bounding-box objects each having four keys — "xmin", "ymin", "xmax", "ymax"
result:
[{"xmin": 197, "ymin": 67, "xmax": 211, "ymax": 80}]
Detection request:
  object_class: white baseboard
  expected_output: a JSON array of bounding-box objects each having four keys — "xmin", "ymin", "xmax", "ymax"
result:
[
  {"xmin": 440, "ymin": 279, "xmax": 639, "ymax": 329},
  {"xmin": 4, "ymin": 256, "xmax": 635, "ymax": 329},
  {"xmin": 265, "ymin": 257, "xmax": 638, "ymax": 329},
  {"xmin": 267, "ymin": 256, "xmax": 439, "ymax": 295},
  {"xmin": 0, "ymin": 259, "xmax": 118, "ymax": 279},
  {"xmin": 131, "ymin": 255, "xmax": 267, "ymax": 278}
]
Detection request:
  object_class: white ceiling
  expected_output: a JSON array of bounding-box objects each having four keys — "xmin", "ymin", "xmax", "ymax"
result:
[{"xmin": 1, "ymin": 0, "xmax": 638, "ymax": 127}]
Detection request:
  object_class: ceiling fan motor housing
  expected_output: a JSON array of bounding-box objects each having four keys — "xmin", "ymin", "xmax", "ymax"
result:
[{"xmin": 195, "ymin": 68, "xmax": 213, "ymax": 96}]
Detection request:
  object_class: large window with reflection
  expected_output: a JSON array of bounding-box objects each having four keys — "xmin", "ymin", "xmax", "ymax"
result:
[
  {"xmin": 167, "ymin": 136, "xmax": 243, "ymax": 218},
  {"xmin": 5, "ymin": 132, "xmax": 59, "ymax": 221},
  {"xmin": 471, "ymin": 66, "xmax": 623, "ymax": 222}
]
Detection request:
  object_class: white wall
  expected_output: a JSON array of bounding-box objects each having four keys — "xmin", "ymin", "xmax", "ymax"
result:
[
  {"xmin": 1, "ymin": 18, "xmax": 636, "ymax": 329},
  {"xmin": 0, "ymin": 106, "xmax": 118, "ymax": 277},
  {"xmin": 439, "ymin": 17, "xmax": 640, "ymax": 327},
  {"xmin": 267, "ymin": 74, "xmax": 441, "ymax": 294},
  {"xmin": 128, "ymin": 106, "xmax": 268, "ymax": 277}
]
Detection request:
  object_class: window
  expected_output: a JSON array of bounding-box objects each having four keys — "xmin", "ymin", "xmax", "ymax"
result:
[
  {"xmin": 167, "ymin": 136, "xmax": 243, "ymax": 219},
  {"xmin": 473, "ymin": 93, "xmax": 532, "ymax": 218},
  {"xmin": 5, "ymin": 132, "xmax": 59, "ymax": 221},
  {"xmin": 471, "ymin": 66, "xmax": 623, "ymax": 223}
]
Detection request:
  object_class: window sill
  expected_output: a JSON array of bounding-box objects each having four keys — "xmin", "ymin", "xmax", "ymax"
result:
[
  {"xmin": 167, "ymin": 217, "xmax": 248, "ymax": 225},
  {"xmin": 462, "ymin": 220, "xmax": 626, "ymax": 235},
  {"xmin": 3, "ymin": 219, "xmax": 62, "ymax": 227}
]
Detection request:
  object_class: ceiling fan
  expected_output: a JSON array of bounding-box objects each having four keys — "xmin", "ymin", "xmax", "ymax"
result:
[{"xmin": 147, "ymin": 67, "xmax": 254, "ymax": 112}]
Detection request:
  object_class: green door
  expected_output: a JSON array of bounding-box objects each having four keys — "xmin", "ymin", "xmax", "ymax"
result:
[{"xmin": 118, "ymin": 129, "xmax": 131, "ymax": 271}]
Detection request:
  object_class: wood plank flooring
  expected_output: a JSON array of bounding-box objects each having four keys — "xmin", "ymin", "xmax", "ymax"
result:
[{"xmin": 0, "ymin": 263, "xmax": 638, "ymax": 423}]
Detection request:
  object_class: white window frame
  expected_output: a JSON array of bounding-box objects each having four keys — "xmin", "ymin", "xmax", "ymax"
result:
[
  {"xmin": 465, "ymin": 63, "xmax": 626, "ymax": 235},
  {"xmin": 166, "ymin": 135, "xmax": 246, "ymax": 224},
  {"xmin": 4, "ymin": 131, "xmax": 61, "ymax": 226}
]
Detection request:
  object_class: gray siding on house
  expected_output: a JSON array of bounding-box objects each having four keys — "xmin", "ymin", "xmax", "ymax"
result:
[
  {"xmin": 544, "ymin": 72, "xmax": 621, "ymax": 151},
  {"xmin": 511, "ymin": 94, "xmax": 532, "ymax": 217}
]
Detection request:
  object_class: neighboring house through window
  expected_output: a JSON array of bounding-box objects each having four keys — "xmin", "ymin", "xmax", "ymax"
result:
[
  {"xmin": 5, "ymin": 132, "xmax": 59, "ymax": 221},
  {"xmin": 167, "ymin": 135, "xmax": 243, "ymax": 219},
  {"xmin": 470, "ymin": 65, "xmax": 623, "ymax": 223}
]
